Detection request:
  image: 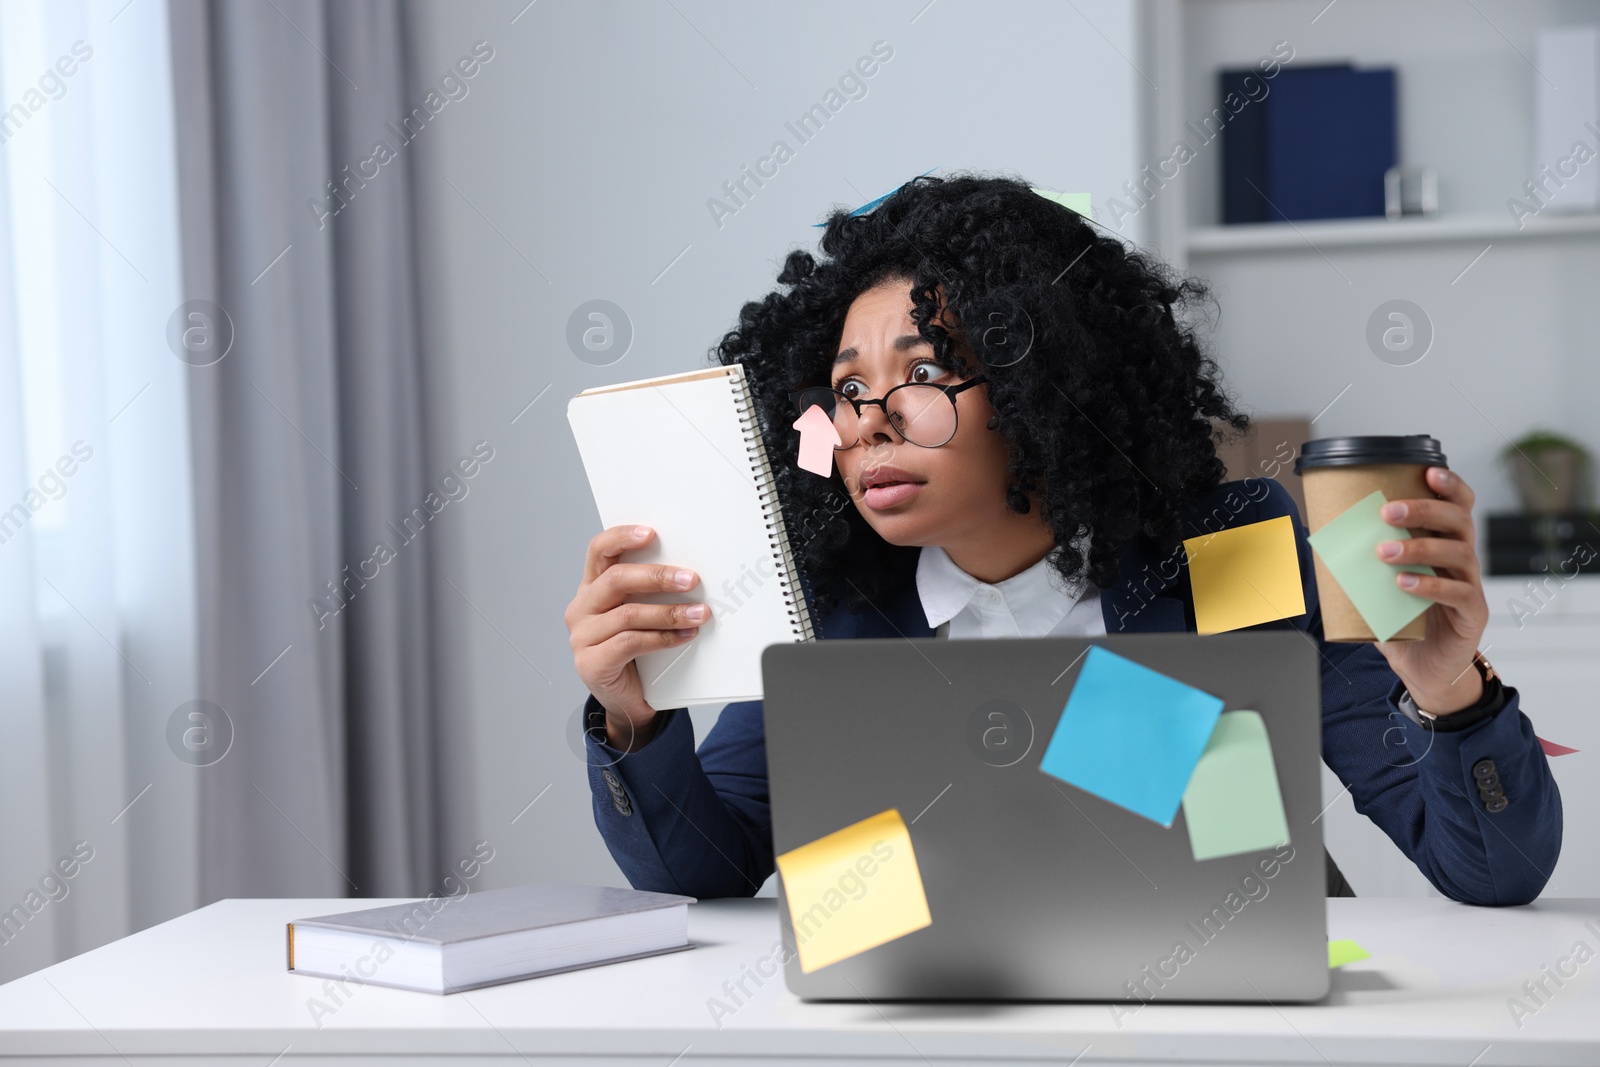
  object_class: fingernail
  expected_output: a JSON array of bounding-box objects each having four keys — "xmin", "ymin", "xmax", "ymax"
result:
[
  {"xmin": 1379, "ymin": 541, "xmax": 1402, "ymax": 560},
  {"xmin": 674, "ymin": 569, "xmax": 695, "ymax": 588},
  {"xmin": 1383, "ymin": 502, "xmax": 1407, "ymax": 521},
  {"xmin": 1435, "ymin": 468, "xmax": 1451, "ymax": 486},
  {"xmin": 634, "ymin": 526, "xmax": 650, "ymax": 539},
  {"xmin": 685, "ymin": 604, "xmax": 708, "ymax": 621},
  {"xmin": 1398, "ymin": 573, "xmax": 1419, "ymax": 589}
]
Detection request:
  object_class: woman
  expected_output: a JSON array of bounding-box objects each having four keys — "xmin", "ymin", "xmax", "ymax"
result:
[{"xmin": 563, "ymin": 173, "xmax": 1561, "ymax": 905}]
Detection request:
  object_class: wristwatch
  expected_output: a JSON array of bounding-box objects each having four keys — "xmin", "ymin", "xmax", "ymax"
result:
[{"xmin": 1405, "ymin": 650, "xmax": 1506, "ymax": 732}]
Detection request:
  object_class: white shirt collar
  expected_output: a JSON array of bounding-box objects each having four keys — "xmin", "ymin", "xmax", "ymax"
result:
[{"xmin": 915, "ymin": 543, "xmax": 1093, "ymax": 637}]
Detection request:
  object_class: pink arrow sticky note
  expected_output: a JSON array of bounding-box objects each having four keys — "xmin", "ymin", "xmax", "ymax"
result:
[
  {"xmin": 793, "ymin": 403, "xmax": 841, "ymax": 477},
  {"xmin": 1539, "ymin": 737, "xmax": 1579, "ymax": 757}
]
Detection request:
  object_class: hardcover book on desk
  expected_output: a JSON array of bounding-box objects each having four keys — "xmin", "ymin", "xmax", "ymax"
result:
[{"xmin": 287, "ymin": 883, "xmax": 695, "ymax": 994}]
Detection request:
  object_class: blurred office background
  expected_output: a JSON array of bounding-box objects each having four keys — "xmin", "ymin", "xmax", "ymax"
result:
[{"xmin": 0, "ymin": 0, "xmax": 1595, "ymax": 983}]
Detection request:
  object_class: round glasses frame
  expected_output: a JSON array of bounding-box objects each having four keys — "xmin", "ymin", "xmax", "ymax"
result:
[{"xmin": 786, "ymin": 374, "xmax": 990, "ymax": 449}]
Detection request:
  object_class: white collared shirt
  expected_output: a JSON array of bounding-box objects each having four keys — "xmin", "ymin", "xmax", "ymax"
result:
[{"xmin": 916, "ymin": 543, "xmax": 1107, "ymax": 639}]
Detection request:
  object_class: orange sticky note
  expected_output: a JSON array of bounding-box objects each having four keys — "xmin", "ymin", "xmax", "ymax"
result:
[
  {"xmin": 793, "ymin": 403, "xmax": 840, "ymax": 477},
  {"xmin": 775, "ymin": 808, "xmax": 931, "ymax": 973},
  {"xmin": 1184, "ymin": 515, "xmax": 1307, "ymax": 634}
]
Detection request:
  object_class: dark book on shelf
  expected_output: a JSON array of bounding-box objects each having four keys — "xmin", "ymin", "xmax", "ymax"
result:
[
  {"xmin": 1218, "ymin": 62, "xmax": 1395, "ymax": 224},
  {"xmin": 1265, "ymin": 65, "xmax": 1395, "ymax": 221},
  {"xmin": 1219, "ymin": 67, "xmax": 1272, "ymax": 223}
]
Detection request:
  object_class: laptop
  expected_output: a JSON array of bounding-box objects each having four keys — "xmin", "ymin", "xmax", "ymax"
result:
[{"xmin": 760, "ymin": 631, "xmax": 1329, "ymax": 1003}]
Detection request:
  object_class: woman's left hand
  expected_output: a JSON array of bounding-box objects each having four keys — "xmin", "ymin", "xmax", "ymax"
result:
[{"xmin": 1372, "ymin": 466, "xmax": 1490, "ymax": 714}]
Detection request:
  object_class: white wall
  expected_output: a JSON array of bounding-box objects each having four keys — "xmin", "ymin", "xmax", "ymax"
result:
[{"xmin": 403, "ymin": 0, "xmax": 1144, "ymax": 891}]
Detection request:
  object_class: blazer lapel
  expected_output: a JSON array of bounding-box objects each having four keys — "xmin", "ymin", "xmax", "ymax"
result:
[
  {"xmin": 1099, "ymin": 535, "xmax": 1191, "ymax": 634},
  {"xmin": 816, "ymin": 574, "xmax": 935, "ymax": 641}
]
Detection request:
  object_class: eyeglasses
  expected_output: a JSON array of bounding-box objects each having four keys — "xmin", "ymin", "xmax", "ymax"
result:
[{"xmin": 786, "ymin": 375, "xmax": 990, "ymax": 449}]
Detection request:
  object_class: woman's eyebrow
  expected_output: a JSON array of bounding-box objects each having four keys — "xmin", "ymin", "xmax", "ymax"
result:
[{"xmin": 832, "ymin": 333, "xmax": 930, "ymax": 369}]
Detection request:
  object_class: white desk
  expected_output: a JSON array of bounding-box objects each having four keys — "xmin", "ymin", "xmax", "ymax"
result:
[{"xmin": 0, "ymin": 897, "xmax": 1595, "ymax": 1065}]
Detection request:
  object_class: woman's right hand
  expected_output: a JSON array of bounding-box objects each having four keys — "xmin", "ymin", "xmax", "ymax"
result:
[{"xmin": 565, "ymin": 525, "xmax": 711, "ymax": 750}]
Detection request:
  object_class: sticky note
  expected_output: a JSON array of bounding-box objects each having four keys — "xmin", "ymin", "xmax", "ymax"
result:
[
  {"xmin": 1031, "ymin": 188, "xmax": 1093, "ymax": 218},
  {"xmin": 1184, "ymin": 516, "xmax": 1307, "ymax": 634},
  {"xmin": 1328, "ymin": 939, "xmax": 1371, "ymax": 968},
  {"xmin": 1181, "ymin": 711, "xmax": 1290, "ymax": 861},
  {"xmin": 1306, "ymin": 490, "xmax": 1435, "ymax": 641},
  {"xmin": 1039, "ymin": 646, "xmax": 1224, "ymax": 827},
  {"xmin": 793, "ymin": 403, "xmax": 841, "ymax": 478},
  {"xmin": 774, "ymin": 808, "xmax": 931, "ymax": 973},
  {"xmin": 1539, "ymin": 737, "xmax": 1579, "ymax": 757},
  {"xmin": 812, "ymin": 168, "xmax": 939, "ymax": 226}
]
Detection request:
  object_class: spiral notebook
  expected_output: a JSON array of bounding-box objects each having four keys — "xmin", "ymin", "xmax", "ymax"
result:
[{"xmin": 567, "ymin": 363, "xmax": 816, "ymax": 709}]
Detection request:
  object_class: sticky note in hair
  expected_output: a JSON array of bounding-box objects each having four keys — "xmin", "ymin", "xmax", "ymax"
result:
[
  {"xmin": 1031, "ymin": 188, "xmax": 1092, "ymax": 218},
  {"xmin": 775, "ymin": 808, "xmax": 931, "ymax": 973},
  {"xmin": 812, "ymin": 168, "xmax": 940, "ymax": 226}
]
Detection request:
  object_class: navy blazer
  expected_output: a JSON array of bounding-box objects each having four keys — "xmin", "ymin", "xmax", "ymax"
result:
[{"xmin": 581, "ymin": 478, "xmax": 1562, "ymax": 906}]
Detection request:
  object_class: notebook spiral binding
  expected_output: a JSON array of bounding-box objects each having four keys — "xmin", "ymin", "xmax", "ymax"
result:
[{"xmin": 729, "ymin": 363, "xmax": 816, "ymax": 643}]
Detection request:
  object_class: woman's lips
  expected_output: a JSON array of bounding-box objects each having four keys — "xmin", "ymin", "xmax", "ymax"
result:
[{"xmin": 863, "ymin": 480, "xmax": 925, "ymax": 509}]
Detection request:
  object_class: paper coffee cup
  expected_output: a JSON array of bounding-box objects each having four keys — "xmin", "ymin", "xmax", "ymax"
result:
[{"xmin": 1294, "ymin": 435, "xmax": 1447, "ymax": 642}]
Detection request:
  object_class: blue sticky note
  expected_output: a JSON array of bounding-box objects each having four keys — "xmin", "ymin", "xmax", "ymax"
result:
[
  {"xmin": 813, "ymin": 168, "xmax": 938, "ymax": 226},
  {"xmin": 1039, "ymin": 646, "xmax": 1225, "ymax": 827}
]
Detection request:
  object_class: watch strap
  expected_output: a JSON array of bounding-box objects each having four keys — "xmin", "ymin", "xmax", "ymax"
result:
[{"xmin": 1407, "ymin": 651, "xmax": 1506, "ymax": 732}]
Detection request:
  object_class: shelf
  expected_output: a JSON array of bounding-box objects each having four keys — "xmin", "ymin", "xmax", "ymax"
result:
[{"xmin": 1186, "ymin": 212, "xmax": 1600, "ymax": 254}]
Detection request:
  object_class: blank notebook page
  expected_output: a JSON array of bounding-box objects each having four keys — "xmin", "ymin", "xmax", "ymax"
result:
[{"xmin": 567, "ymin": 365, "xmax": 812, "ymax": 710}]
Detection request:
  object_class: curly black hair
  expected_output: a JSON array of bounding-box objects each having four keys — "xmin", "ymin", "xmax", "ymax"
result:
[{"xmin": 710, "ymin": 172, "xmax": 1249, "ymax": 623}]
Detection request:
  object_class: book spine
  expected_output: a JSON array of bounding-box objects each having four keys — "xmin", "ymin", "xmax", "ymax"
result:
[{"xmin": 729, "ymin": 364, "xmax": 816, "ymax": 642}]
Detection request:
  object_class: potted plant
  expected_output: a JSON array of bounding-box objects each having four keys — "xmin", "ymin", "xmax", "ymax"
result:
[{"xmin": 1500, "ymin": 430, "xmax": 1592, "ymax": 514}]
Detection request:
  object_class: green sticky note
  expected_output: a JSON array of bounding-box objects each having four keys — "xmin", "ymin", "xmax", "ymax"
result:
[
  {"xmin": 1328, "ymin": 939, "xmax": 1371, "ymax": 968},
  {"xmin": 1306, "ymin": 490, "xmax": 1435, "ymax": 641},
  {"xmin": 1031, "ymin": 188, "xmax": 1092, "ymax": 218},
  {"xmin": 1181, "ymin": 711, "xmax": 1290, "ymax": 861}
]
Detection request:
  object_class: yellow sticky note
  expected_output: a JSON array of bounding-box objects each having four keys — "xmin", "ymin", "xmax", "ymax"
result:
[
  {"xmin": 774, "ymin": 808, "xmax": 931, "ymax": 973},
  {"xmin": 1328, "ymin": 939, "xmax": 1371, "ymax": 968},
  {"xmin": 1184, "ymin": 515, "xmax": 1307, "ymax": 635}
]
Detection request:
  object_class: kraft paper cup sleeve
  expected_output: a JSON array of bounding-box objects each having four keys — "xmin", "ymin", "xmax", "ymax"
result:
[{"xmin": 1302, "ymin": 464, "xmax": 1430, "ymax": 642}]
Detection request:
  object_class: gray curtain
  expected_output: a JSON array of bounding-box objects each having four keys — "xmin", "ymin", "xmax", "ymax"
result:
[{"xmin": 168, "ymin": 0, "xmax": 463, "ymax": 900}]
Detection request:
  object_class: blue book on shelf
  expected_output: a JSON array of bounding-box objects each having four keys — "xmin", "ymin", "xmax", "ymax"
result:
[
  {"xmin": 1219, "ymin": 68, "xmax": 1271, "ymax": 223},
  {"xmin": 1263, "ymin": 66, "xmax": 1396, "ymax": 221}
]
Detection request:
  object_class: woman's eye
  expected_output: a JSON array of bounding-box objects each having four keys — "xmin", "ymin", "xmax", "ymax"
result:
[{"xmin": 837, "ymin": 359, "xmax": 943, "ymax": 396}]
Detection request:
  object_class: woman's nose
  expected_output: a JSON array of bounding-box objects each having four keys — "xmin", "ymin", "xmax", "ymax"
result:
[{"xmin": 856, "ymin": 399, "xmax": 898, "ymax": 442}]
